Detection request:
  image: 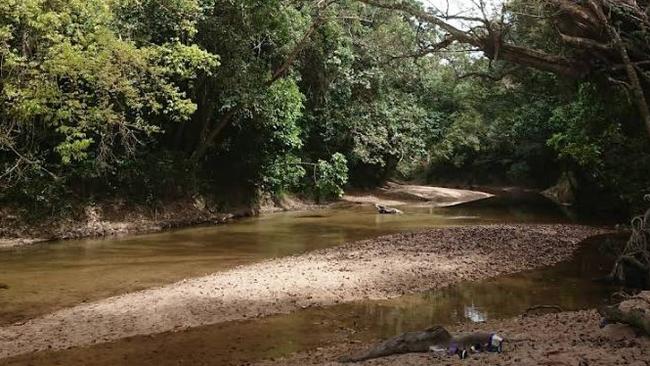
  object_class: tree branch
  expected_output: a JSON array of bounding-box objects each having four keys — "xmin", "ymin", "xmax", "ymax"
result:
[
  {"xmin": 590, "ymin": 0, "xmax": 650, "ymax": 138},
  {"xmin": 357, "ymin": 0, "xmax": 588, "ymax": 78}
]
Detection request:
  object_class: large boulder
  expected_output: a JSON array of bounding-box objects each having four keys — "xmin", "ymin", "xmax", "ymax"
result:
[{"xmin": 542, "ymin": 171, "xmax": 577, "ymax": 206}]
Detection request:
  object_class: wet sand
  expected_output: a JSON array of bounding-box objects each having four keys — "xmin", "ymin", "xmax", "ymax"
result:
[
  {"xmin": 0, "ymin": 224, "xmax": 602, "ymax": 360},
  {"xmin": 257, "ymin": 310, "xmax": 650, "ymax": 365}
]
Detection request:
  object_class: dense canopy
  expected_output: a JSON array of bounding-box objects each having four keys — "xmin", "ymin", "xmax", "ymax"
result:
[{"xmin": 1, "ymin": 0, "xmax": 649, "ymax": 218}]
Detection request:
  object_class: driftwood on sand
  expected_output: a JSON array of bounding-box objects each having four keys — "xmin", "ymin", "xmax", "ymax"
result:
[
  {"xmin": 339, "ymin": 326, "xmax": 504, "ymax": 362},
  {"xmin": 338, "ymin": 326, "xmax": 452, "ymax": 362},
  {"xmin": 600, "ymin": 291, "xmax": 650, "ymax": 335}
]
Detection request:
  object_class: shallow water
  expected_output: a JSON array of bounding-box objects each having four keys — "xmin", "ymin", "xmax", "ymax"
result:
[
  {"xmin": 1, "ymin": 235, "xmax": 620, "ymax": 366},
  {"xmin": 0, "ymin": 196, "xmax": 567, "ymax": 324}
]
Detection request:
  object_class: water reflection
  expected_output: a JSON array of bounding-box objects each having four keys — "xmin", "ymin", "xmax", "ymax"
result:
[
  {"xmin": 329, "ymin": 235, "xmax": 618, "ymax": 339},
  {"xmin": 464, "ymin": 303, "xmax": 487, "ymax": 323},
  {"xmin": 2, "ymin": 235, "xmax": 621, "ymax": 366},
  {"xmin": 0, "ymin": 197, "xmax": 569, "ymax": 324}
]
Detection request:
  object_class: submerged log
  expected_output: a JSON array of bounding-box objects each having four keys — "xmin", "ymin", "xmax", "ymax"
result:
[
  {"xmin": 599, "ymin": 291, "xmax": 650, "ymax": 335},
  {"xmin": 525, "ymin": 304, "xmax": 563, "ymax": 315}
]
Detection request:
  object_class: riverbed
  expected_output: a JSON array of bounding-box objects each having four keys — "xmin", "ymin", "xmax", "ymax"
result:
[
  {"xmin": 1, "ymin": 234, "xmax": 622, "ymax": 366},
  {"xmin": 0, "ymin": 193, "xmax": 619, "ymax": 365},
  {"xmin": 0, "ymin": 195, "xmax": 566, "ymax": 325}
]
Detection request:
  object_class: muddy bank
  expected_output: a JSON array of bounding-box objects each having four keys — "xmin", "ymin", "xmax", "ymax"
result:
[
  {"xmin": 0, "ymin": 224, "xmax": 603, "ymax": 359},
  {"xmin": 0, "ymin": 200, "xmax": 241, "ymax": 248},
  {"xmin": 0, "ymin": 184, "xmax": 493, "ymax": 248},
  {"xmin": 0, "ymin": 195, "xmax": 318, "ymax": 248},
  {"xmin": 257, "ymin": 309, "xmax": 650, "ymax": 365}
]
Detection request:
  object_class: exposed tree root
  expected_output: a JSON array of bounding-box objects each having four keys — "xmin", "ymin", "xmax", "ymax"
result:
[{"xmin": 607, "ymin": 195, "xmax": 650, "ymax": 288}]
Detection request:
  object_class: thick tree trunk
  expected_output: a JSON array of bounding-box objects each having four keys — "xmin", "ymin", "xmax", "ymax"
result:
[
  {"xmin": 589, "ymin": 0, "xmax": 650, "ymax": 138},
  {"xmin": 189, "ymin": 109, "xmax": 236, "ymax": 163}
]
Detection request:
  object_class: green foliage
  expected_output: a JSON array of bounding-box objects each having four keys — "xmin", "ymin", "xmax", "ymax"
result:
[
  {"xmin": 545, "ymin": 84, "xmax": 650, "ymax": 211},
  {"xmin": 298, "ymin": 8, "xmax": 440, "ymax": 185},
  {"xmin": 255, "ymin": 79, "xmax": 306, "ymax": 194},
  {"xmin": 422, "ymin": 62, "xmax": 649, "ymax": 213},
  {"xmin": 0, "ymin": 0, "xmax": 217, "ymax": 212},
  {"xmin": 110, "ymin": 0, "xmax": 205, "ymax": 43},
  {"xmin": 261, "ymin": 154, "xmax": 306, "ymax": 194},
  {"xmin": 315, "ymin": 153, "xmax": 349, "ymax": 201},
  {"xmin": 256, "ymin": 79, "xmax": 304, "ymax": 151},
  {"xmin": 156, "ymin": 43, "xmax": 220, "ymax": 80},
  {"xmin": 430, "ymin": 109, "xmax": 486, "ymax": 168},
  {"xmin": 2, "ymin": 0, "xmax": 649, "ymax": 220},
  {"xmin": 547, "ymin": 84, "xmax": 624, "ymax": 168}
]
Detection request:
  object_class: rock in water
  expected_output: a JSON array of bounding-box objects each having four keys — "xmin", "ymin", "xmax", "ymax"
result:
[
  {"xmin": 542, "ymin": 171, "xmax": 577, "ymax": 206},
  {"xmin": 375, "ymin": 204, "xmax": 403, "ymax": 215},
  {"xmin": 0, "ymin": 283, "xmax": 9, "ymax": 290}
]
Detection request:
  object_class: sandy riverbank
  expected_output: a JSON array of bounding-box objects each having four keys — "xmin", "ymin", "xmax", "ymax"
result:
[
  {"xmin": 256, "ymin": 309, "xmax": 650, "ymax": 365},
  {"xmin": 342, "ymin": 182, "xmax": 493, "ymax": 207},
  {"xmin": 0, "ymin": 224, "xmax": 603, "ymax": 360}
]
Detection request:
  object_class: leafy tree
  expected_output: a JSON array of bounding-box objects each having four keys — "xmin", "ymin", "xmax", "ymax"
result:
[
  {"xmin": 1, "ymin": 0, "xmax": 649, "ymax": 220},
  {"xmin": 0, "ymin": 0, "xmax": 216, "ymax": 210},
  {"xmin": 315, "ymin": 153, "xmax": 349, "ymax": 201}
]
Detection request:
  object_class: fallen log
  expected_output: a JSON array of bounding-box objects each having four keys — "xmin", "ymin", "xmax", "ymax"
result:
[
  {"xmin": 338, "ymin": 326, "xmax": 505, "ymax": 362},
  {"xmin": 599, "ymin": 291, "xmax": 650, "ymax": 335},
  {"xmin": 338, "ymin": 326, "xmax": 451, "ymax": 363}
]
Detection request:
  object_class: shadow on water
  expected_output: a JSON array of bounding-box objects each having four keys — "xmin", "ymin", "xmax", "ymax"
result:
[{"xmin": 2, "ymin": 234, "xmax": 624, "ymax": 366}]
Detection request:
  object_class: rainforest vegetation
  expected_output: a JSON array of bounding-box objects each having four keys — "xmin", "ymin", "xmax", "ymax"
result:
[{"xmin": 1, "ymin": 0, "xmax": 649, "ymax": 219}]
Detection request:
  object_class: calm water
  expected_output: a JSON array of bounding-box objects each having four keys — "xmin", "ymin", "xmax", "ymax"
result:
[
  {"xmin": 0, "ymin": 196, "xmax": 567, "ymax": 324},
  {"xmin": 1, "ymin": 235, "xmax": 620, "ymax": 366}
]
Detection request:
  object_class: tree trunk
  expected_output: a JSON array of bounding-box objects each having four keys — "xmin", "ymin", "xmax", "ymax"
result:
[{"xmin": 189, "ymin": 109, "xmax": 236, "ymax": 163}]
